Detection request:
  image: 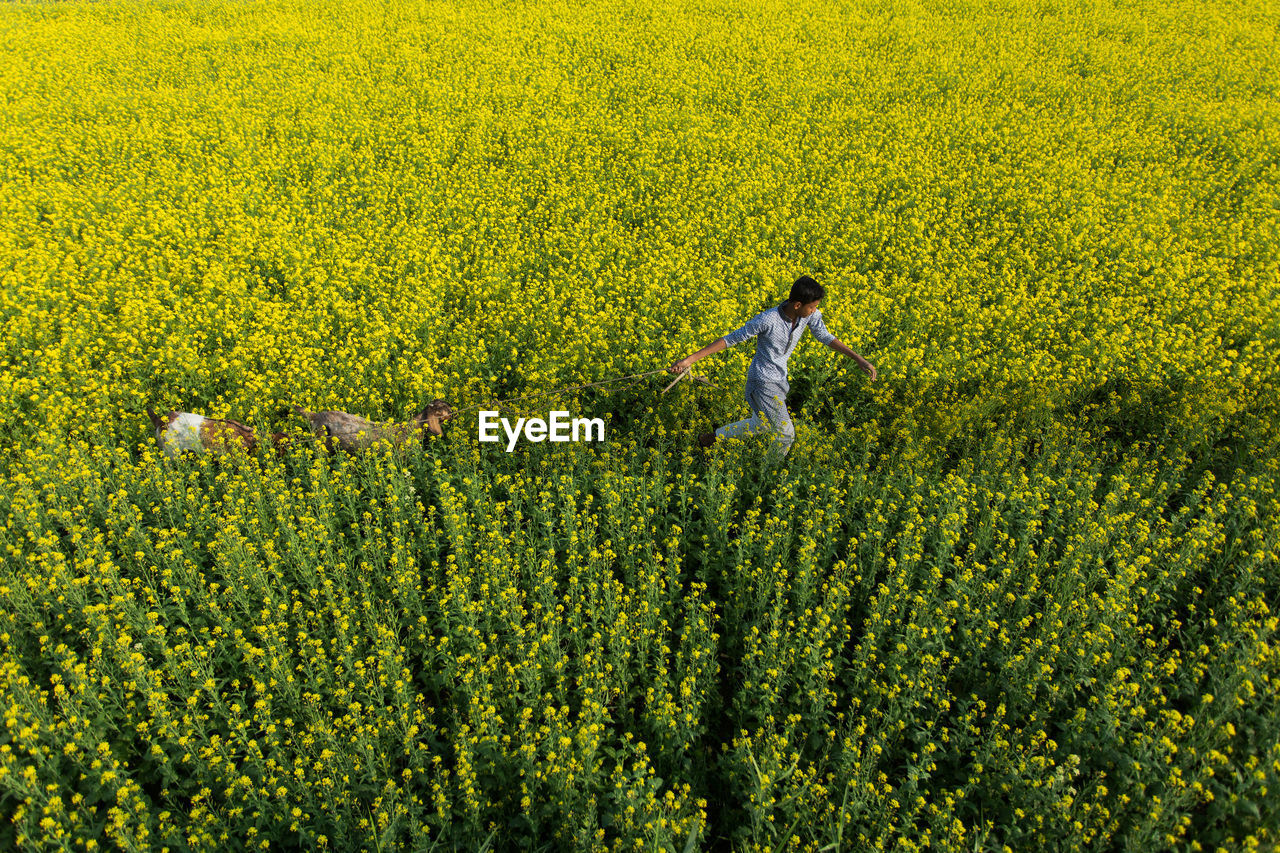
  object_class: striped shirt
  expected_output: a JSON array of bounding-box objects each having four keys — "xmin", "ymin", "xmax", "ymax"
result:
[{"xmin": 723, "ymin": 303, "xmax": 837, "ymax": 391}]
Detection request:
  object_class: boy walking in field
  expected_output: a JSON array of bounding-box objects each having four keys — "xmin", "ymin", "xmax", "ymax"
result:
[{"xmin": 668, "ymin": 275, "xmax": 877, "ymax": 457}]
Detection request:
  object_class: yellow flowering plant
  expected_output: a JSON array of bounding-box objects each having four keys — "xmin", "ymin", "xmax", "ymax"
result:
[{"xmin": 2, "ymin": 0, "xmax": 1279, "ymax": 849}]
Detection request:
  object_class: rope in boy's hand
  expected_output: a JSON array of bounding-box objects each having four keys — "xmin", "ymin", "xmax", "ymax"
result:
[{"xmin": 451, "ymin": 366, "xmax": 716, "ymax": 416}]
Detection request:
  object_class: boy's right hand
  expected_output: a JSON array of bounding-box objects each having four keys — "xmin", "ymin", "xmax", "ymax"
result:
[{"xmin": 669, "ymin": 357, "xmax": 693, "ymax": 374}]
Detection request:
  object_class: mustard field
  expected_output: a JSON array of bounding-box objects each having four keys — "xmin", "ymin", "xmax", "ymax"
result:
[{"xmin": 2, "ymin": 0, "xmax": 1278, "ymax": 849}]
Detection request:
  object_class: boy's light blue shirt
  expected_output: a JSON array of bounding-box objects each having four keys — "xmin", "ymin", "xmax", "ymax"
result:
[{"xmin": 723, "ymin": 303, "xmax": 837, "ymax": 393}]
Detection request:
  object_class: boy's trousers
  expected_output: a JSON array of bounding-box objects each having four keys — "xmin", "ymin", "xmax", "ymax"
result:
[{"xmin": 714, "ymin": 378, "xmax": 795, "ymax": 457}]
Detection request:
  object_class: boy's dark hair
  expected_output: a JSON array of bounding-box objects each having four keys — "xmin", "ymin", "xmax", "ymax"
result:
[{"xmin": 788, "ymin": 275, "xmax": 826, "ymax": 305}]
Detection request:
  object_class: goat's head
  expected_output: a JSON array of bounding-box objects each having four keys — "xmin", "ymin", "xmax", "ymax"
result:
[
  {"xmin": 269, "ymin": 432, "xmax": 293, "ymax": 456},
  {"xmin": 412, "ymin": 399, "xmax": 453, "ymax": 437}
]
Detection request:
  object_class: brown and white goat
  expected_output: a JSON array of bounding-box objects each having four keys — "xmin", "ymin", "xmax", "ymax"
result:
[
  {"xmin": 291, "ymin": 400, "xmax": 452, "ymax": 453},
  {"xmin": 146, "ymin": 408, "xmax": 259, "ymax": 458}
]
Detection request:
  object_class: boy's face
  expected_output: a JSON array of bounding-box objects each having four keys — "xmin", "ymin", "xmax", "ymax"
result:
[{"xmin": 790, "ymin": 299, "xmax": 821, "ymax": 318}]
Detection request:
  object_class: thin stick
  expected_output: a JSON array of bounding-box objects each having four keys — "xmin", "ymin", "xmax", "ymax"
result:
[{"xmin": 660, "ymin": 369, "xmax": 689, "ymax": 395}]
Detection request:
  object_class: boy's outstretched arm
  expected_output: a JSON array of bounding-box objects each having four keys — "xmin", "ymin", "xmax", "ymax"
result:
[
  {"xmin": 669, "ymin": 338, "xmax": 727, "ymax": 374},
  {"xmin": 828, "ymin": 338, "xmax": 877, "ymax": 380}
]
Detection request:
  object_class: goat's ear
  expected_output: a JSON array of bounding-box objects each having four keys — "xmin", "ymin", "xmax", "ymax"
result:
[{"xmin": 424, "ymin": 416, "xmax": 444, "ymax": 437}]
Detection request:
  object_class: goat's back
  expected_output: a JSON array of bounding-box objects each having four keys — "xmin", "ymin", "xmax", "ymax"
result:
[{"xmin": 305, "ymin": 411, "xmax": 393, "ymax": 452}]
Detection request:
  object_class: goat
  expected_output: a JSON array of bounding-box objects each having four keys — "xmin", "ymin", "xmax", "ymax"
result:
[
  {"xmin": 146, "ymin": 407, "xmax": 260, "ymax": 458},
  {"xmin": 290, "ymin": 399, "xmax": 452, "ymax": 453}
]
